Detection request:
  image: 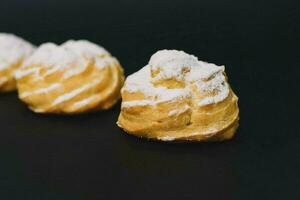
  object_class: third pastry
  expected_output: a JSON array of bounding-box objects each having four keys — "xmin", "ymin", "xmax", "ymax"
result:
[{"xmin": 0, "ymin": 33, "xmax": 34, "ymax": 92}]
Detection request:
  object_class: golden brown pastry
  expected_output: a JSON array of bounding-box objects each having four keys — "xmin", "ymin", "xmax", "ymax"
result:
[
  {"xmin": 117, "ymin": 50, "xmax": 239, "ymax": 142},
  {"xmin": 0, "ymin": 33, "xmax": 35, "ymax": 92},
  {"xmin": 15, "ymin": 40, "xmax": 124, "ymax": 114}
]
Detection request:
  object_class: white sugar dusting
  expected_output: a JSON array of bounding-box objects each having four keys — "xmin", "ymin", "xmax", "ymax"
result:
[
  {"xmin": 52, "ymin": 79, "xmax": 100, "ymax": 106},
  {"xmin": 122, "ymin": 65, "xmax": 191, "ymax": 104},
  {"xmin": 122, "ymin": 100, "xmax": 154, "ymax": 107},
  {"xmin": 72, "ymin": 95, "xmax": 99, "ymax": 108},
  {"xmin": 122, "ymin": 50, "xmax": 230, "ymax": 107},
  {"xmin": 158, "ymin": 136, "xmax": 176, "ymax": 141},
  {"xmin": 168, "ymin": 105, "xmax": 190, "ymax": 117},
  {"xmin": 14, "ymin": 67, "xmax": 40, "ymax": 79},
  {"xmin": 23, "ymin": 43, "xmax": 79, "ymax": 68},
  {"xmin": 43, "ymin": 64, "xmax": 63, "ymax": 77},
  {"xmin": 17, "ymin": 40, "xmax": 113, "ymax": 80},
  {"xmin": 188, "ymin": 127, "xmax": 220, "ymax": 136},
  {"xmin": 94, "ymin": 56, "xmax": 116, "ymax": 69},
  {"xmin": 63, "ymin": 40, "xmax": 108, "ymax": 56},
  {"xmin": 149, "ymin": 50, "xmax": 198, "ymax": 81},
  {"xmin": 0, "ymin": 33, "xmax": 35, "ymax": 71},
  {"xmin": 197, "ymin": 83, "xmax": 229, "ymax": 106},
  {"xmin": 62, "ymin": 40, "xmax": 114, "ymax": 69},
  {"xmin": 20, "ymin": 83, "xmax": 61, "ymax": 98}
]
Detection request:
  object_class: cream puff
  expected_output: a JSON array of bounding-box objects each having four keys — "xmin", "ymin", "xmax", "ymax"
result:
[
  {"xmin": 15, "ymin": 40, "xmax": 124, "ymax": 114},
  {"xmin": 117, "ymin": 50, "xmax": 239, "ymax": 141},
  {"xmin": 0, "ymin": 33, "xmax": 34, "ymax": 92}
]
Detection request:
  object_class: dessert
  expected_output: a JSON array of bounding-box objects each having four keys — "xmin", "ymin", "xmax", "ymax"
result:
[
  {"xmin": 0, "ymin": 33, "xmax": 34, "ymax": 92},
  {"xmin": 15, "ymin": 40, "xmax": 124, "ymax": 114},
  {"xmin": 117, "ymin": 50, "xmax": 239, "ymax": 141}
]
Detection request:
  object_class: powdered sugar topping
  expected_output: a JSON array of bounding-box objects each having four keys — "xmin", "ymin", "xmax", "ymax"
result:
[
  {"xmin": 149, "ymin": 50, "xmax": 199, "ymax": 81},
  {"xmin": 16, "ymin": 40, "xmax": 114, "ymax": 80},
  {"xmin": 122, "ymin": 49, "xmax": 230, "ymax": 107},
  {"xmin": 0, "ymin": 33, "xmax": 35, "ymax": 71}
]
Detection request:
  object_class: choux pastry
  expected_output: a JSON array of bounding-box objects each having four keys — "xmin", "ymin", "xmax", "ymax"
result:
[
  {"xmin": 117, "ymin": 50, "xmax": 239, "ymax": 142},
  {"xmin": 15, "ymin": 40, "xmax": 124, "ymax": 114},
  {"xmin": 0, "ymin": 33, "xmax": 35, "ymax": 92}
]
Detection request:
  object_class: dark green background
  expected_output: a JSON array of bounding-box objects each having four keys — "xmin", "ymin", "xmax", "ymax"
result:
[{"xmin": 0, "ymin": 0, "xmax": 299, "ymax": 199}]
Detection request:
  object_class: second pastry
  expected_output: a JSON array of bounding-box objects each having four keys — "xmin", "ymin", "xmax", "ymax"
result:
[{"xmin": 15, "ymin": 40, "xmax": 124, "ymax": 114}]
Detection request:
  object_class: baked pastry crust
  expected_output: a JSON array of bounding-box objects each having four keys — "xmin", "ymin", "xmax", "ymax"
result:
[
  {"xmin": 117, "ymin": 50, "xmax": 239, "ymax": 142},
  {"xmin": 0, "ymin": 33, "xmax": 34, "ymax": 92},
  {"xmin": 15, "ymin": 40, "xmax": 124, "ymax": 114}
]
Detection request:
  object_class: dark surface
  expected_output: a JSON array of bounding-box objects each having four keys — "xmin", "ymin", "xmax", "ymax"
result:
[{"xmin": 0, "ymin": 0, "xmax": 299, "ymax": 199}]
